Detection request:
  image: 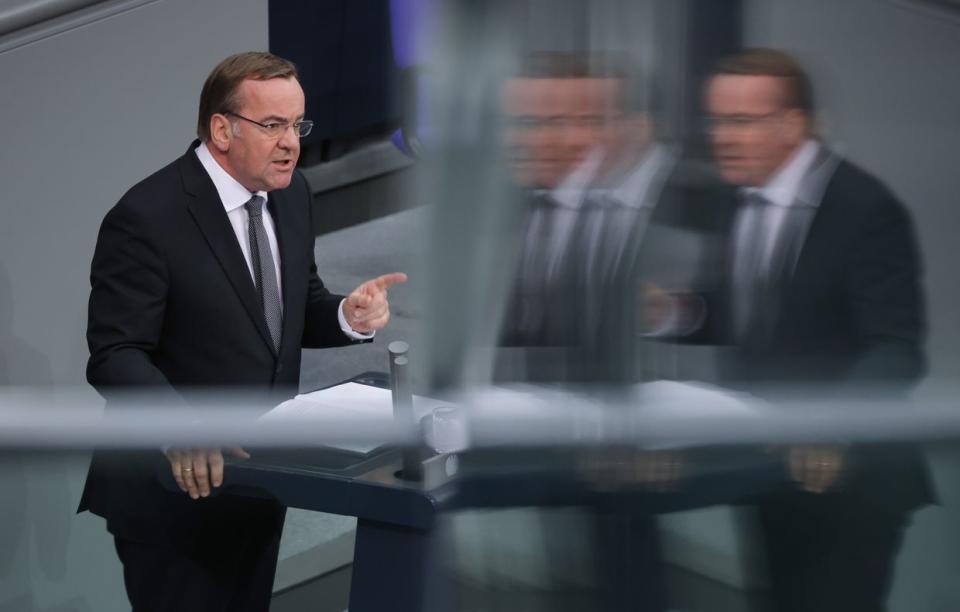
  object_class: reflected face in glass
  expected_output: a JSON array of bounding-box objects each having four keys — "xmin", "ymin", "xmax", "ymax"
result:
[
  {"xmin": 706, "ymin": 74, "xmax": 805, "ymax": 187},
  {"xmin": 222, "ymin": 77, "xmax": 305, "ymax": 192},
  {"xmin": 502, "ymin": 77, "xmax": 621, "ymax": 189}
]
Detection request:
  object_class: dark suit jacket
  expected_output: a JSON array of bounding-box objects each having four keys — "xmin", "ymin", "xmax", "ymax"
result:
[
  {"xmin": 79, "ymin": 142, "xmax": 363, "ymax": 549},
  {"xmin": 686, "ymin": 153, "xmax": 933, "ymax": 514},
  {"xmin": 691, "ymin": 157, "xmax": 925, "ymax": 384}
]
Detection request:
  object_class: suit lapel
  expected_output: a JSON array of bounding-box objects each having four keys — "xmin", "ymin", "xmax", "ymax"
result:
[
  {"xmin": 178, "ymin": 145, "xmax": 277, "ymax": 355},
  {"xmin": 789, "ymin": 152, "xmax": 844, "ymax": 286}
]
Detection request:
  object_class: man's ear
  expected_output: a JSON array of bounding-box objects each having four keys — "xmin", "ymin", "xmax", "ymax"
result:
[{"xmin": 208, "ymin": 114, "xmax": 233, "ymax": 153}]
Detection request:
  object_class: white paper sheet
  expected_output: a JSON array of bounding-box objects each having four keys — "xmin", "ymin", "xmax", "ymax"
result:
[{"xmin": 262, "ymin": 383, "xmax": 452, "ymax": 454}]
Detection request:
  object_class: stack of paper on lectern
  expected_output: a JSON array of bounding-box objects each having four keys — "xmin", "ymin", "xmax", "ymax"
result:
[{"xmin": 261, "ymin": 382, "xmax": 447, "ymax": 454}]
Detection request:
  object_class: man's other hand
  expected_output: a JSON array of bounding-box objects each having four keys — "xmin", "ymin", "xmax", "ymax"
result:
[
  {"xmin": 788, "ymin": 445, "xmax": 846, "ymax": 494},
  {"xmin": 344, "ymin": 272, "xmax": 408, "ymax": 334},
  {"xmin": 165, "ymin": 447, "xmax": 251, "ymax": 500},
  {"xmin": 640, "ymin": 282, "xmax": 675, "ymax": 333},
  {"xmin": 638, "ymin": 283, "xmax": 704, "ymax": 336}
]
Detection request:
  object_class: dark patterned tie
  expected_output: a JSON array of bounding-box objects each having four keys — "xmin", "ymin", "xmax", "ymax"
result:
[
  {"xmin": 732, "ymin": 191, "xmax": 815, "ymax": 346},
  {"xmin": 245, "ymin": 195, "xmax": 282, "ymax": 352}
]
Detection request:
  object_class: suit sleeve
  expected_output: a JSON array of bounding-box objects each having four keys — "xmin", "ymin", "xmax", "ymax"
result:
[
  {"xmin": 86, "ymin": 201, "xmax": 180, "ymax": 401},
  {"xmin": 301, "ymin": 264, "xmax": 366, "ymax": 348},
  {"xmin": 845, "ymin": 194, "xmax": 926, "ymax": 383}
]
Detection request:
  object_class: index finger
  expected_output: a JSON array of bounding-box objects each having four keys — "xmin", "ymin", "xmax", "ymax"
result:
[{"xmin": 373, "ymin": 272, "xmax": 408, "ymax": 291}]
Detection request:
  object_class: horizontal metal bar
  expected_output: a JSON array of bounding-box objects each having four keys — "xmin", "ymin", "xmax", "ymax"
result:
[
  {"xmin": 0, "ymin": 0, "xmax": 158, "ymax": 54},
  {"xmin": 0, "ymin": 385, "xmax": 958, "ymax": 450},
  {"xmin": 301, "ymin": 141, "xmax": 414, "ymax": 194}
]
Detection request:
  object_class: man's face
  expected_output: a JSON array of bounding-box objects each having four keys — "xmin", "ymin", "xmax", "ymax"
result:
[
  {"xmin": 705, "ymin": 74, "xmax": 805, "ymax": 187},
  {"xmin": 502, "ymin": 77, "xmax": 621, "ymax": 189},
  {"xmin": 220, "ymin": 77, "xmax": 305, "ymax": 192}
]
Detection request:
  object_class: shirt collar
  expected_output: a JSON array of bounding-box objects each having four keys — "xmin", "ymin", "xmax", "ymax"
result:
[
  {"xmin": 545, "ymin": 148, "xmax": 605, "ymax": 209},
  {"xmin": 194, "ymin": 141, "xmax": 268, "ymax": 213},
  {"xmin": 602, "ymin": 144, "xmax": 673, "ymax": 209},
  {"xmin": 744, "ymin": 139, "xmax": 820, "ymax": 207}
]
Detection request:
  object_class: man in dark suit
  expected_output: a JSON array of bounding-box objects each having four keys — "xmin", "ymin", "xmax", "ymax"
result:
[
  {"xmin": 79, "ymin": 52, "xmax": 405, "ymax": 612},
  {"xmin": 681, "ymin": 48, "xmax": 933, "ymax": 611}
]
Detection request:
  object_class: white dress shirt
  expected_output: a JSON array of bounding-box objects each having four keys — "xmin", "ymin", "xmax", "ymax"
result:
[
  {"xmin": 739, "ymin": 139, "xmax": 822, "ymax": 278},
  {"xmin": 194, "ymin": 142, "xmax": 371, "ymax": 340}
]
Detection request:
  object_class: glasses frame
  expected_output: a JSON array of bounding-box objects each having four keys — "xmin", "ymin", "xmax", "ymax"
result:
[
  {"xmin": 224, "ymin": 111, "xmax": 314, "ymax": 138},
  {"xmin": 703, "ymin": 111, "xmax": 785, "ymax": 133}
]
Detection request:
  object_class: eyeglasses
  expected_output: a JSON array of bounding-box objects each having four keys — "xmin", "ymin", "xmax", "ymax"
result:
[
  {"xmin": 225, "ymin": 111, "xmax": 314, "ymax": 138},
  {"xmin": 703, "ymin": 112, "xmax": 783, "ymax": 132}
]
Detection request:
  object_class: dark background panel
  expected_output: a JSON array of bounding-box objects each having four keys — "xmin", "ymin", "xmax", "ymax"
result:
[{"xmin": 269, "ymin": 0, "xmax": 401, "ymax": 155}]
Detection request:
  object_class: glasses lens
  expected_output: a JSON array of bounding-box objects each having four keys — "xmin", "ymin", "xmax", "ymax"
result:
[{"xmin": 297, "ymin": 121, "xmax": 314, "ymax": 138}]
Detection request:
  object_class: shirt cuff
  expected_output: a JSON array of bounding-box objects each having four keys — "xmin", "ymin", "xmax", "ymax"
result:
[{"xmin": 338, "ymin": 298, "xmax": 375, "ymax": 340}]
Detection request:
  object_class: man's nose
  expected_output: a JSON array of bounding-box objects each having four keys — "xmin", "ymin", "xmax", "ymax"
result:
[{"xmin": 278, "ymin": 124, "xmax": 300, "ymax": 150}]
